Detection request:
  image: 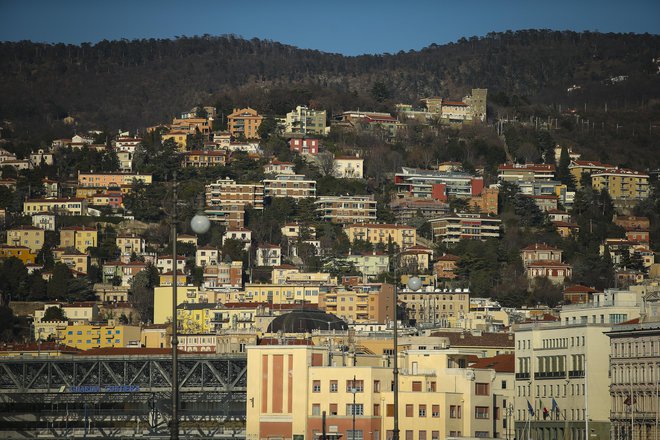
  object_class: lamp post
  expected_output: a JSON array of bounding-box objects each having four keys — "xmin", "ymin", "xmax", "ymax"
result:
[
  {"xmin": 392, "ymin": 250, "xmax": 422, "ymax": 440},
  {"xmin": 170, "ymin": 172, "xmax": 210, "ymax": 440}
]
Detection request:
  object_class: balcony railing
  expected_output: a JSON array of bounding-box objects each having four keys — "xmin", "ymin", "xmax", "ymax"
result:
[
  {"xmin": 568, "ymin": 370, "xmax": 585, "ymax": 378},
  {"xmin": 534, "ymin": 371, "xmax": 566, "ymax": 380},
  {"xmin": 515, "ymin": 372, "xmax": 530, "ymax": 380}
]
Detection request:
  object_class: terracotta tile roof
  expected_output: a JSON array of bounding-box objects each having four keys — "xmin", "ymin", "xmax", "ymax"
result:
[
  {"xmin": 563, "ymin": 284, "xmax": 598, "ymax": 294},
  {"xmin": 522, "ymin": 244, "xmax": 560, "ymax": 251},
  {"xmin": 429, "ymin": 331, "xmax": 515, "ymax": 347},
  {"xmin": 469, "ymin": 354, "xmax": 515, "ymax": 373},
  {"xmin": 259, "ymin": 338, "xmax": 313, "ymax": 346},
  {"xmin": 527, "ymin": 261, "xmax": 571, "ymax": 268}
]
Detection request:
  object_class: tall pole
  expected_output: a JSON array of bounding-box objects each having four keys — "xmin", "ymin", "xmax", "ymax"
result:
[
  {"xmin": 585, "ymin": 358, "xmax": 589, "ymax": 440},
  {"xmin": 393, "ymin": 259, "xmax": 399, "ymax": 440},
  {"xmin": 171, "ymin": 172, "xmax": 179, "ymax": 440}
]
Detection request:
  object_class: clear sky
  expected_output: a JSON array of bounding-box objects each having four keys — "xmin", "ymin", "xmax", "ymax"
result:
[{"xmin": 1, "ymin": 0, "xmax": 659, "ymax": 56}]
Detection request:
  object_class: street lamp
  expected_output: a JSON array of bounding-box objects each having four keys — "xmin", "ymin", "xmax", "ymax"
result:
[
  {"xmin": 392, "ymin": 250, "xmax": 422, "ymax": 440},
  {"xmin": 170, "ymin": 173, "xmax": 210, "ymax": 440}
]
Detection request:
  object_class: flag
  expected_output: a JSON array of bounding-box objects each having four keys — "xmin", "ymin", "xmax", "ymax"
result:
[
  {"xmin": 539, "ymin": 399, "xmax": 549, "ymax": 420},
  {"xmin": 552, "ymin": 398, "xmax": 560, "ymax": 419},
  {"xmin": 527, "ymin": 400, "xmax": 535, "ymax": 416}
]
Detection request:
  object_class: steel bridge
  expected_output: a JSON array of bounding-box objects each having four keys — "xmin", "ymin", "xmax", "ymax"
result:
[{"xmin": 0, "ymin": 352, "xmax": 248, "ymax": 439}]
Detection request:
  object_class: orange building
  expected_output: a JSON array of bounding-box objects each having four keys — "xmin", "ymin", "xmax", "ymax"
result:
[
  {"xmin": 0, "ymin": 245, "xmax": 36, "ymax": 264},
  {"xmin": 227, "ymin": 107, "xmax": 263, "ymax": 139}
]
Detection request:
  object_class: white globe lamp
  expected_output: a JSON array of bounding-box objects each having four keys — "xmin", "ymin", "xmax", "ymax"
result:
[
  {"xmin": 190, "ymin": 214, "xmax": 211, "ymax": 234},
  {"xmin": 406, "ymin": 276, "xmax": 422, "ymax": 292}
]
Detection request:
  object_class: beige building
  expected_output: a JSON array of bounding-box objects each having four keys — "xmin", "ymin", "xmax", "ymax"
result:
[
  {"xmin": 315, "ymin": 195, "xmax": 378, "ymax": 224},
  {"xmin": 429, "ymin": 213, "xmax": 501, "ymax": 244},
  {"xmin": 345, "ymin": 223, "xmax": 416, "ymax": 250},
  {"xmin": 591, "ymin": 168, "xmax": 650, "ymax": 201},
  {"xmin": 205, "ymin": 178, "xmax": 264, "ymax": 227},
  {"xmin": 284, "ymin": 106, "xmax": 327, "ymax": 135},
  {"xmin": 514, "ymin": 322, "xmax": 613, "ymax": 440},
  {"xmin": 263, "ymin": 174, "xmax": 317, "ymax": 199},
  {"xmin": 399, "ymin": 287, "xmax": 470, "ymax": 326},
  {"xmin": 319, "ymin": 283, "xmax": 394, "ymax": 324},
  {"xmin": 247, "ymin": 345, "xmax": 513, "ymax": 440},
  {"xmin": 334, "ymin": 156, "xmax": 364, "ymax": 179},
  {"xmin": 521, "ymin": 243, "xmax": 563, "ymax": 268},
  {"xmin": 6, "ymin": 225, "xmax": 45, "ymax": 253},
  {"xmin": 59, "ymin": 226, "xmax": 98, "ymax": 253},
  {"xmin": 23, "ymin": 197, "xmax": 88, "ymax": 215}
]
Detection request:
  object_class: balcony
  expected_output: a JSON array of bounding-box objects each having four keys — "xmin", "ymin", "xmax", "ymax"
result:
[
  {"xmin": 534, "ymin": 371, "xmax": 566, "ymax": 380},
  {"xmin": 568, "ymin": 370, "xmax": 585, "ymax": 378},
  {"xmin": 515, "ymin": 372, "xmax": 531, "ymax": 380}
]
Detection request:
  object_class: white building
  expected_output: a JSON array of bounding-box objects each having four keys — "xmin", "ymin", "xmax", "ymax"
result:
[
  {"xmin": 256, "ymin": 244, "xmax": 281, "ymax": 267},
  {"xmin": 334, "ymin": 156, "xmax": 364, "ymax": 179}
]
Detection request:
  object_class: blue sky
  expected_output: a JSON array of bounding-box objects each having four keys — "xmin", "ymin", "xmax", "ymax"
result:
[{"xmin": 1, "ymin": 0, "xmax": 659, "ymax": 55}]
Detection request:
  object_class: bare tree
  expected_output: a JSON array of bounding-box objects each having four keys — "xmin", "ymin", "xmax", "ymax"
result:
[{"xmin": 316, "ymin": 152, "xmax": 337, "ymax": 177}]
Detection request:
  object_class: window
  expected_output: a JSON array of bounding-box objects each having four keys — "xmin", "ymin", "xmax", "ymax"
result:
[
  {"xmin": 475, "ymin": 383, "xmax": 489, "ymax": 395},
  {"xmin": 475, "ymin": 406, "xmax": 490, "ymax": 419},
  {"xmin": 347, "ymin": 404, "xmax": 364, "ymax": 416},
  {"xmin": 374, "ymin": 380, "xmax": 381, "ymax": 392},
  {"xmin": 330, "ymin": 380, "xmax": 338, "ymax": 392},
  {"xmin": 406, "ymin": 404, "xmax": 414, "ymax": 417},
  {"xmin": 347, "ymin": 379, "xmax": 364, "ymax": 392},
  {"xmin": 312, "ymin": 404, "xmax": 320, "ymax": 415},
  {"xmin": 475, "ymin": 432, "xmax": 490, "ymax": 438},
  {"xmin": 501, "ymin": 380, "xmax": 507, "ymax": 389},
  {"xmin": 432, "ymin": 431, "xmax": 439, "ymax": 440},
  {"xmin": 406, "ymin": 431, "xmax": 413, "ymax": 440},
  {"xmin": 419, "ymin": 405, "xmax": 427, "ymax": 417},
  {"xmin": 450, "ymin": 405, "xmax": 462, "ymax": 418},
  {"xmin": 429, "ymin": 381, "xmax": 436, "ymax": 392},
  {"xmin": 330, "ymin": 403, "xmax": 338, "ymax": 416},
  {"xmin": 432, "ymin": 405, "xmax": 440, "ymax": 417},
  {"xmin": 313, "ymin": 380, "xmax": 321, "ymax": 392},
  {"xmin": 412, "ymin": 381, "xmax": 422, "ymax": 392},
  {"xmin": 347, "ymin": 430, "xmax": 363, "ymax": 440},
  {"xmin": 419, "ymin": 431, "xmax": 427, "ymax": 440},
  {"xmin": 386, "ymin": 404, "xmax": 394, "ymax": 417},
  {"xmin": 374, "ymin": 404, "xmax": 381, "ymax": 416}
]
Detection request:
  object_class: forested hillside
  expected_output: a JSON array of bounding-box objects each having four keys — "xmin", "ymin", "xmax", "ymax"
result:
[{"xmin": 1, "ymin": 30, "xmax": 659, "ymax": 133}]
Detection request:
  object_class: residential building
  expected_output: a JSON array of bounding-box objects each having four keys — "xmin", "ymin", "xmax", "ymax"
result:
[
  {"xmin": 170, "ymin": 117, "xmax": 212, "ymax": 137},
  {"xmin": 77, "ymin": 171, "xmax": 152, "ymax": 188},
  {"xmin": 228, "ymin": 283, "xmax": 323, "ymax": 305},
  {"xmin": 497, "ymin": 163, "xmax": 556, "ymax": 182},
  {"xmin": 6, "ymin": 226, "xmax": 45, "ymax": 253},
  {"xmin": 182, "ymin": 150, "xmax": 227, "ymax": 168},
  {"xmin": 395, "ymin": 167, "xmax": 484, "ymax": 200},
  {"xmin": 56, "ymin": 249, "xmax": 90, "ymax": 274},
  {"xmin": 0, "ymin": 245, "xmax": 36, "ymax": 264},
  {"xmin": 592, "ymin": 168, "xmax": 650, "ymax": 201},
  {"xmin": 399, "ymin": 245, "xmax": 434, "ymax": 271},
  {"xmin": 606, "ymin": 317, "xmax": 660, "ymax": 440},
  {"xmin": 553, "ymin": 145, "xmax": 581, "ymax": 164},
  {"xmin": 390, "ymin": 197, "xmax": 449, "ymax": 223},
  {"xmin": 289, "ymin": 137, "xmax": 319, "ymax": 155},
  {"xmin": 29, "ymin": 149, "xmax": 54, "ymax": 166},
  {"xmin": 23, "ymin": 197, "xmax": 88, "ymax": 216},
  {"xmin": 434, "ymin": 254, "xmax": 460, "ymax": 280},
  {"xmin": 284, "ymin": 106, "xmax": 327, "ymax": 135},
  {"xmin": 222, "ymin": 227, "xmax": 252, "ymax": 250},
  {"xmin": 553, "ymin": 221, "xmax": 580, "ymax": 238},
  {"xmin": 334, "ymin": 156, "xmax": 364, "ymax": 179},
  {"xmin": 319, "ymin": 283, "xmax": 394, "ymax": 323},
  {"xmin": 527, "ymin": 261, "xmax": 573, "ymax": 285},
  {"xmin": 343, "ymin": 253, "xmax": 390, "ymax": 281},
  {"xmin": 514, "ymin": 322, "xmax": 613, "ymax": 440},
  {"xmin": 102, "ymin": 261, "xmax": 148, "ymax": 286},
  {"xmin": 344, "ymin": 223, "xmax": 416, "ymax": 249},
  {"xmin": 560, "ymin": 287, "xmax": 644, "ymax": 326},
  {"xmin": 227, "ymin": 107, "xmax": 263, "ymax": 139},
  {"xmin": 263, "ymin": 174, "xmax": 317, "ymax": 199},
  {"xmin": 140, "ymin": 324, "xmax": 171, "ymax": 349},
  {"xmin": 205, "ymin": 178, "xmax": 264, "ymax": 227},
  {"xmin": 161, "ymin": 131, "xmax": 188, "ymax": 150},
  {"xmin": 315, "ymin": 195, "xmax": 377, "ymax": 224},
  {"xmin": 55, "ymin": 322, "xmax": 141, "ymax": 350},
  {"xmin": 116, "ymin": 234, "xmax": 145, "ymax": 261},
  {"xmin": 468, "ymin": 186, "xmax": 499, "ymax": 215},
  {"xmin": 563, "ymin": 285, "xmax": 599, "ymax": 305},
  {"xmin": 113, "ymin": 136, "xmax": 142, "ymax": 153},
  {"xmin": 256, "ymin": 244, "xmax": 282, "ymax": 267},
  {"xmin": 429, "ymin": 213, "xmax": 502, "ymax": 244},
  {"xmin": 202, "ymin": 261, "xmax": 243, "ymax": 289},
  {"xmin": 569, "ymin": 160, "xmax": 614, "ymax": 187},
  {"xmin": 153, "ymin": 285, "xmax": 208, "ymax": 324},
  {"xmin": 335, "ymin": 110, "xmax": 402, "ymax": 139},
  {"xmin": 281, "ymin": 223, "xmax": 316, "ymax": 240},
  {"xmin": 59, "ymin": 226, "xmax": 98, "ymax": 253},
  {"xmin": 246, "ymin": 344, "xmax": 512, "ymax": 440},
  {"xmin": 264, "ymin": 160, "xmax": 296, "ymax": 175},
  {"xmin": 195, "ymin": 246, "xmax": 220, "ymax": 267},
  {"xmin": 176, "ymin": 302, "xmax": 216, "ymax": 334},
  {"xmin": 521, "ymin": 244, "xmax": 563, "ymax": 268},
  {"xmin": 156, "ymin": 255, "xmax": 186, "ymax": 274},
  {"xmin": 399, "ymin": 287, "xmax": 470, "ymax": 326}
]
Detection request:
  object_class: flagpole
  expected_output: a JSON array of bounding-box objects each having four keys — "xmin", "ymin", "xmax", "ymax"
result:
[{"xmin": 630, "ymin": 366, "xmax": 634, "ymax": 440}]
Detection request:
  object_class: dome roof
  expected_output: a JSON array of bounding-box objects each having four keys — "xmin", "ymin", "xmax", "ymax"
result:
[{"xmin": 267, "ymin": 309, "xmax": 348, "ymax": 333}]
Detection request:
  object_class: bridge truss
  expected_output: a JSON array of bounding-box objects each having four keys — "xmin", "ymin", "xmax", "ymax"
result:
[{"xmin": 0, "ymin": 353, "xmax": 248, "ymax": 439}]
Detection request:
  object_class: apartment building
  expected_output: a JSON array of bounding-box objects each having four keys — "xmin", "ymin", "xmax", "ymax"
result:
[
  {"xmin": 59, "ymin": 226, "xmax": 98, "ymax": 253},
  {"xmin": 256, "ymin": 244, "xmax": 282, "ymax": 267},
  {"xmin": 559, "ymin": 286, "xmax": 650, "ymax": 326},
  {"xmin": 263, "ymin": 174, "xmax": 317, "ymax": 199},
  {"xmin": 0, "ymin": 245, "xmax": 36, "ymax": 264},
  {"xmin": 318, "ymin": 283, "xmax": 394, "ymax": 324},
  {"xmin": 399, "ymin": 287, "xmax": 470, "ymax": 326},
  {"xmin": 23, "ymin": 197, "xmax": 88, "ymax": 216},
  {"xmin": 521, "ymin": 244, "xmax": 563, "ymax": 268},
  {"xmin": 6, "ymin": 225, "xmax": 45, "ymax": 253},
  {"xmin": 202, "ymin": 261, "xmax": 243, "ymax": 289},
  {"xmin": 395, "ymin": 167, "xmax": 484, "ymax": 200},
  {"xmin": 289, "ymin": 137, "xmax": 319, "ymax": 155},
  {"xmin": 429, "ymin": 213, "xmax": 502, "ymax": 244},
  {"xmin": 227, "ymin": 107, "xmax": 263, "ymax": 139},
  {"xmin": 181, "ymin": 150, "xmax": 227, "ymax": 167},
  {"xmin": 591, "ymin": 168, "xmax": 650, "ymax": 201},
  {"xmin": 55, "ymin": 322, "xmax": 141, "ymax": 350},
  {"xmin": 315, "ymin": 195, "xmax": 377, "ymax": 224},
  {"xmin": 606, "ymin": 319, "xmax": 660, "ymax": 440},
  {"xmin": 514, "ymin": 322, "xmax": 613, "ymax": 440},
  {"xmin": 116, "ymin": 234, "xmax": 145, "ymax": 261},
  {"xmin": 569, "ymin": 160, "xmax": 614, "ymax": 187},
  {"xmin": 246, "ymin": 345, "xmax": 513, "ymax": 440},
  {"xmin": 334, "ymin": 156, "xmax": 364, "ymax": 179},
  {"xmin": 205, "ymin": 178, "xmax": 264, "ymax": 227},
  {"xmin": 77, "ymin": 171, "xmax": 152, "ymax": 188},
  {"xmin": 284, "ymin": 106, "xmax": 327, "ymax": 135},
  {"xmin": 497, "ymin": 163, "xmax": 556, "ymax": 182},
  {"xmin": 468, "ymin": 186, "xmax": 499, "ymax": 215},
  {"xmin": 344, "ymin": 223, "xmax": 416, "ymax": 249},
  {"xmin": 390, "ymin": 197, "xmax": 449, "ymax": 222},
  {"xmin": 344, "ymin": 253, "xmax": 390, "ymax": 280},
  {"xmin": 221, "ymin": 283, "xmax": 324, "ymax": 305}
]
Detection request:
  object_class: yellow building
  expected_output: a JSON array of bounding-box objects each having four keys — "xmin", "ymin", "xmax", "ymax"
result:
[
  {"xmin": 153, "ymin": 285, "xmax": 211, "ymax": 324},
  {"xmin": 247, "ymin": 345, "xmax": 513, "ymax": 440},
  {"xmin": 59, "ymin": 226, "xmax": 98, "ymax": 253},
  {"xmin": 54, "ymin": 249, "xmax": 90, "ymax": 274},
  {"xmin": 177, "ymin": 302, "xmax": 215, "ymax": 334},
  {"xmin": 217, "ymin": 283, "xmax": 323, "ymax": 305},
  {"xmin": 227, "ymin": 107, "xmax": 263, "ymax": 139},
  {"xmin": 319, "ymin": 283, "xmax": 394, "ymax": 324},
  {"xmin": 591, "ymin": 168, "xmax": 650, "ymax": 200},
  {"xmin": 0, "ymin": 245, "xmax": 36, "ymax": 264},
  {"xmin": 344, "ymin": 223, "xmax": 416, "ymax": 249},
  {"xmin": 56, "ymin": 322, "xmax": 141, "ymax": 350},
  {"xmin": 141, "ymin": 324, "xmax": 171, "ymax": 349},
  {"xmin": 23, "ymin": 197, "xmax": 87, "ymax": 216},
  {"xmin": 6, "ymin": 225, "xmax": 45, "ymax": 253},
  {"xmin": 161, "ymin": 131, "xmax": 188, "ymax": 150},
  {"xmin": 568, "ymin": 160, "xmax": 614, "ymax": 187}
]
